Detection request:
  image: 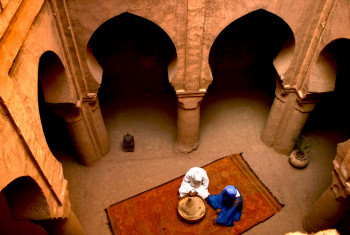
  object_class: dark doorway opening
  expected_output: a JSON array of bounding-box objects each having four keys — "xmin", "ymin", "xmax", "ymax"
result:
[
  {"xmin": 38, "ymin": 51, "xmax": 77, "ymax": 162},
  {"xmin": 89, "ymin": 13, "xmax": 178, "ymax": 153},
  {"xmin": 201, "ymin": 10, "xmax": 294, "ymax": 146},
  {"xmin": 208, "ymin": 9, "xmax": 292, "ymax": 95},
  {"xmin": 1, "ymin": 177, "xmax": 49, "ymax": 234},
  {"xmin": 303, "ymin": 39, "xmax": 350, "ymax": 144}
]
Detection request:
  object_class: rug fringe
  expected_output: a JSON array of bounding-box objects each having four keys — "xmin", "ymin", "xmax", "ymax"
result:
[
  {"xmin": 105, "ymin": 208, "xmax": 113, "ymax": 234},
  {"xmin": 237, "ymin": 152, "xmax": 285, "ymax": 208}
]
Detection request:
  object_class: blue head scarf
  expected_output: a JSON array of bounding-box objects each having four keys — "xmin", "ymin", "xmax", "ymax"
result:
[
  {"xmin": 222, "ymin": 185, "xmax": 237, "ymax": 205},
  {"xmin": 207, "ymin": 185, "xmax": 243, "ymax": 227}
]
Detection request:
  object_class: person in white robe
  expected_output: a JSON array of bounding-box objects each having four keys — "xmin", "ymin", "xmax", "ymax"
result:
[{"xmin": 178, "ymin": 167, "xmax": 210, "ymax": 199}]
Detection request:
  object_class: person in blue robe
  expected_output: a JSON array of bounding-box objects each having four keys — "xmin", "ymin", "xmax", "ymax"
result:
[{"xmin": 207, "ymin": 185, "xmax": 243, "ymax": 227}]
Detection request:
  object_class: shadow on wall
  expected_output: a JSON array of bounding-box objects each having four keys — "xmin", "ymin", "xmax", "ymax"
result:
[
  {"xmin": 89, "ymin": 12, "xmax": 176, "ymax": 100},
  {"xmin": 303, "ymin": 39, "xmax": 350, "ymax": 143},
  {"xmin": 2, "ymin": 176, "xmax": 50, "ymax": 221},
  {"xmin": 199, "ymin": 9, "xmax": 295, "ymax": 146},
  {"xmin": 0, "ymin": 192, "xmax": 48, "ymax": 234},
  {"xmin": 208, "ymin": 9, "xmax": 293, "ymax": 95},
  {"xmin": 38, "ymin": 83, "xmax": 77, "ymax": 161},
  {"xmin": 201, "ymin": 9, "xmax": 294, "ymax": 136},
  {"xmin": 38, "ymin": 51, "xmax": 78, "ymax": 163},
  {"xmin": 87, "ymin": 12, "xmax": 178, "ymax": 151},
  {"xmin": 1, "ymin": 176, "xmax": 50, "ymax": 234}
]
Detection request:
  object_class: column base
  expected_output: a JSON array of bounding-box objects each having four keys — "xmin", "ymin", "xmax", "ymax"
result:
[
  {"xmin": 37, "ymin": 209, "xmax": 85, "ymax": 235},
  {"xmin": 303, "ymin": 187, "xmax": 350, "ymax": 233},
  {"xmin": 174, "ymin": 141, "xmax": 199, "ymax": 153}
]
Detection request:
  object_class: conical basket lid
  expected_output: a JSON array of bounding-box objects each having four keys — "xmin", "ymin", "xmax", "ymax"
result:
[{"xmin": 177, "ymin": 195, "xmax": 206, "ymax": 223}]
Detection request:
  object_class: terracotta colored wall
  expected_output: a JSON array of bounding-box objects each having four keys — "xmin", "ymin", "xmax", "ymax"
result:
[
  {"xmin": 64, "ymin": 0, "xmax": 339, "ymax": 95},
  {"xmin": 0, "ymin": 0, "xmax": 70, "ymax": 222},
  {"xmin": 1, "ymin": 0, "xmax": 350, "ymax": 228}
]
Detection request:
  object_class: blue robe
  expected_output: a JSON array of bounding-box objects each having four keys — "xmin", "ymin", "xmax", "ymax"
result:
[{"xmin": 207, "ymin": 185, "xmax": 243, "ymax": 227}]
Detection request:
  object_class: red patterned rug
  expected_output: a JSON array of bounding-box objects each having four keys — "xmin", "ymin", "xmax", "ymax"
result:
[{"xmin": 106, "ymin": 153, "xmax": 283, "ymax": 234}]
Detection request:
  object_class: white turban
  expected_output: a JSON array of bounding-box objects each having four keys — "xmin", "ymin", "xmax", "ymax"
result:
[{"xmin": 179, "ymin": 167, "xmax": 210, "ymax": 199}]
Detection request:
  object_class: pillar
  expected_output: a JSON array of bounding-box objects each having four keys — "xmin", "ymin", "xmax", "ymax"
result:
[
  {"xmin": 261, "ymin": 84, "xmax": 318, "ymax": 155},
  {"xmin": 38, "ymin": 209, "xmax": 85, "ymax": 235},
  {"xmin": 54, "ymin": 97, "xmax": 110, "ymax": 165},
  {"xmin": 303, "ymin": 140, "xmax": 350, "ymax": 233},
  {"xmin": 303, "ymin": 185, "xmax": 350, "ymax": 232},
  {"xmin": 174, "ymin": 92, "xmax": 205, "ymax": 153}
]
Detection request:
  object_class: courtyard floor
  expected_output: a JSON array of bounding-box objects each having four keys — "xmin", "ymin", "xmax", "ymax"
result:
[{"xmin": 54, "ymin": 89, "xmax": 346, "ymax": 235}]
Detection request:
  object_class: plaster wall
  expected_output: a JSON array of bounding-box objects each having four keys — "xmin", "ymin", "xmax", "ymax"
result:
[
  {"xmin": 64, "ymin": 0, "xmax": 332, "ymax": 94},
  {"xmin": 1, "ymin": 0, "xmax": 350, "ymax": 232},
  {"xmin": 10, "ymin": 2, "xmax": 73, "ymax": 134},
  {"xmin": 0, "ymin": 0, "xmax": 21, "ymax": 38},
  {"xmin": 62, "ymin": 0, "xmax": 186, "ymax": 93},
  {"xmin": 305, "ymin": 0, "xmax": 350, "ymax": 96},
  {"xmin": 0, "ymin": 0, "xmax": 70, "ymax": 223},
  {"xmin": 0, "ymin": 104, "xmax": 68, "ymax": 220},
  {"xmin": 318, "ymin": 1, "xmax": 350, "ymax": 53}
]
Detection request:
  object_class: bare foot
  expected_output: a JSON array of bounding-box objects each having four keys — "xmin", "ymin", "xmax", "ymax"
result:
[{"xmin": 215, "ymin": 209, "xmax": 222, "ymax": 215}]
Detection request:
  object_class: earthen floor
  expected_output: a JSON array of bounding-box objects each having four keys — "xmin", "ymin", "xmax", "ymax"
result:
[{"xmin": 55, "ymin": 89, "xmax": 343, "ymax": 235}]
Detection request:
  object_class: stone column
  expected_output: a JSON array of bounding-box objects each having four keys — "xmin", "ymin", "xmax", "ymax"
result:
[
  {"xmin": 261, "ymin": 84, "xmax": 318, "ymax": 155},
  {"xmin": 54, "ymin": 97, "xmax": 110, "ymax": 165},
  {"xmin": 174, "ymin": 92, "xmax": 205, "ymax": 153},
  {"xmin": 38, "ymin": 209, "xmax": 85, "ymax": 235},
  {"xmin": 52, "ymin": 209, "xmax": 85, "ymax": 235},
  {"xmin": 303, "ymin": 140, "xmax": 350, "ymax": 232}
]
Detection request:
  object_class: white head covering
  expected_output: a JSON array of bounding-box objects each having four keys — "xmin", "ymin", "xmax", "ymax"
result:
[{"xmin": 179, "ymin": 167, "xmax": 210, "ymax": 199}]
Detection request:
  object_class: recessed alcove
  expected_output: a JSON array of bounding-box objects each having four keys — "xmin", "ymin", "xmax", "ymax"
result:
[
  {"xmin": 2, "ymin": 176, "xmax": 50, "ymax": 221},
  {"xmin": 88, "ymin": 13, "xmax": 178, "ymax": 153},
  {"xmin": 38, "ymin": 51, "xmax": 78, "ymax": 163},
  {"xmin": 0, "ymin": 191, "xmax": 48, "ymax": 234},
  {"xmin": 201, "ymin": 9, "xmax": 294, "ymax": 147},
  {"xmin": 303, "ymin": 39, "xmax": 350, "ymax": 145}
]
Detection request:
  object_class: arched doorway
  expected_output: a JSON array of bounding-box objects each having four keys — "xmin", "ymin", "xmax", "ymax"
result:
[
  {"xmin": 303, "ymin": 39, "xmax": 350, "ymax": 157},
  {"xmin": 201, "ymin": 9, "xmax": 294, "ymax": 149},
  {"xmin": 88, "ymin": 13, "xmax": 178, "ymax": 153},
  {"xmin": 1, "ymin": 177, "xmax": 50, "ymax": 234},
  {"xmin": 38, "ymin": 51, "xmax": 77, "ymax": 162}
]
